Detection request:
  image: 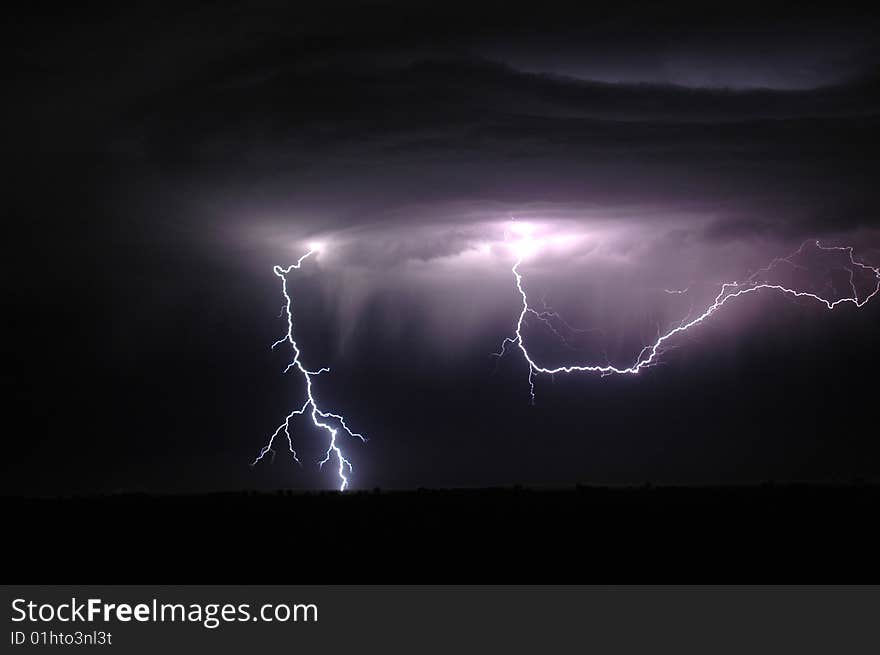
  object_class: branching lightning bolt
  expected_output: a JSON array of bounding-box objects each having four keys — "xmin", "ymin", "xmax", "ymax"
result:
[
  {"xmin": 495, "ymin": 239, "xmax": 880, "ymax": 402},
  {"xmin": 252, "ymin": 249, "xmax": 366, "ymax": 490}
]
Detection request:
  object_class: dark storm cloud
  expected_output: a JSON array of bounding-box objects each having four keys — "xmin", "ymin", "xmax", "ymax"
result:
[
  {"xmin": 481, "ymin": 26, "xmax": 880, "ymax": 90},
  {"xmin": 102, "ymin": 47, "xmax": 880, "ymax": 262}
]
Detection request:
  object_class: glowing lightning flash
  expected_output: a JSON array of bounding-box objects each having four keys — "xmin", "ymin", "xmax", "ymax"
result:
[
  {"xmin": 252, "ymin": 249, "xmax": 366, "ymax": 490},
  {"xmin": 495, "ymin": 239, "xmax": 880, "ymax": 403}
]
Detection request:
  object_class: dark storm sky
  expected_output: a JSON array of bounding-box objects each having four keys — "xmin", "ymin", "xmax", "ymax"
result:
[{"xmin": 5, "ymin": 1, "xmax": 880, "ymax": 494}]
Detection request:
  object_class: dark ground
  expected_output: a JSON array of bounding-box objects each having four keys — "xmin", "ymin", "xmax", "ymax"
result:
[{"xmin": 4, "ymin": 484, "xmax": 878, "ymax": 582}]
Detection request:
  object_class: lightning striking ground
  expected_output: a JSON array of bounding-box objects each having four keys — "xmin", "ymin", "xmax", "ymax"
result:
[
  {"xmin": 495, "ymin": 239, "xmax": 880, "ymax": 402},
  {"xmin": 252, "ymin": 249, "xmax": 366, "ymax": 490}
]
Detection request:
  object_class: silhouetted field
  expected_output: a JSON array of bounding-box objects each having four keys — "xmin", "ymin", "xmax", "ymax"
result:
[{"xmin": 4, "ymin": 484, "xmax": 878, "ymax": 581}]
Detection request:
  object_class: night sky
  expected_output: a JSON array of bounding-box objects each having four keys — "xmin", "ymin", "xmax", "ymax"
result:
[{"xmin": 6, "ymin": 1, "xmax": 880, "ymax": 495}]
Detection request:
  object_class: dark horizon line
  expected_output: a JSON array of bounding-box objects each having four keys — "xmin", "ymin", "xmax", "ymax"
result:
[{"xmin": 4, "ymin": 478, "xmax": 878, "ymax": 501}]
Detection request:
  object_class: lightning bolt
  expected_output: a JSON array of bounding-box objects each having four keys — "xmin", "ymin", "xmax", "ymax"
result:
[
  {"xmin": 252, "ymin": 249, "xmax": 366, "ymax": 490},
  {"xmin": 496, "ymin": 239, "xmax": 880, "ymax": 402}
]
